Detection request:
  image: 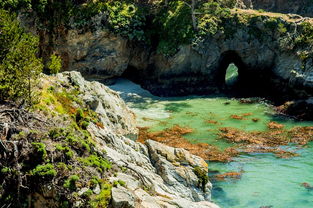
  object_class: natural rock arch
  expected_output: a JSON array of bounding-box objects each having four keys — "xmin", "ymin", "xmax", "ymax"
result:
[
  {"xmin": 44, "ymin": 10, "xmax": 313, "ymax": 101},
  {"xmin": 215, "ymin": 51, "xmax": 248, "ymax": 87}
]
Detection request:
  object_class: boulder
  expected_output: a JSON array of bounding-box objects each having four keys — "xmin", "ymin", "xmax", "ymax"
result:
[{"xmin": 111, "ymin": 187, "xmax": 135, "ymax": 208}]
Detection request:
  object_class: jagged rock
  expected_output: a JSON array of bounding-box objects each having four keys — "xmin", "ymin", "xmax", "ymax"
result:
[
  {"xmin": 56, "ymin": 71, "xmax": 138, "ymax": 138},
  {"xmin": 53, "ymin": 72, "xmax": 219, "ymax": 207},
  {"xmin": 52, "ymin": 28, "xmax": 131, "ymax": 80},
  {"xmin": 89, "ymin": 123, "xmax": 217, "ymax": 207},
  {"xmin": 145, "ymin": 140, "xmax": 212, "ymax": 200},
  {"xmin": 277, "ymin": 98, "xmax": 313, "ymax": 120},
  {"xmin": 47, "ymin": 14, "xmax": 313, "ymax": 102},
  {"xmin": 93, "ymin": 184, "xmax": 101, "ymax": 195},
  {"xmin": 111, "ymin": 187, "xmax": 135, "ymax": 208}
]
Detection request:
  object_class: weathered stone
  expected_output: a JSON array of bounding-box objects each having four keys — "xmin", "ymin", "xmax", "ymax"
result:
[
  {"xmin": 46, "ymin": 72, "xmax": 219, "ymax": 208},
  {"xmin": 78, "ymin": 187, "xmax": 89, "ymax": 196},
  {"xmin": 111, "ymin": 187, "xmax": 135, "ymax": 208},
  {"xmin": 93, "ymin": 184, "xmax": 101, "ymax": 195},
  {"xmin": 56, "ymin": 71, "xmax": 138, "ymax": 137}
]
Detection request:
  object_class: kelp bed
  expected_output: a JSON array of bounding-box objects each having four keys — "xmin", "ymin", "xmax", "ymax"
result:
[{"xmin": 138, "ymin": 122, "xmax": 313, "ymax": 163}]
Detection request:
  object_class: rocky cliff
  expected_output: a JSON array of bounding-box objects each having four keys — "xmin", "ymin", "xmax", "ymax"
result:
[
  {"xmin": 39, "ymin": 9, "xmax": 313, "ymax": 102},
  {"xmin": 17, "ymin": 1, "xmax": 313, "ymax": 102},
  {"xmin": 0, "ymin": 71, "xmax": 219, "ymax": 208}
]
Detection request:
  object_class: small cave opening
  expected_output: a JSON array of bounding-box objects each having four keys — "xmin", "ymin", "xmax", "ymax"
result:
[
  {"xmin": 217, "ymin": 51, "xmax": 247, "ymax": 93},
  {"xmin": 217, "ymin": 51, "xmax": 279, "ymax": 100},
  {"xmin": 121, "ymin": 65, "xmax": 145, "ymax": 84}
]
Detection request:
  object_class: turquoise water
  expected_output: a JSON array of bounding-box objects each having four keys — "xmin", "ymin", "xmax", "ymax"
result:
[{"xmin": 109, "ymin": 78, "xmax": 313, "ymax": 208}]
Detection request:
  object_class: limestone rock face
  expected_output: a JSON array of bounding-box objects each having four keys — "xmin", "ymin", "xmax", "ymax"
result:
[
  {"xmin": 23, "ymin": 8, "xmax": 313, "ymax": 101},
  {"xmin": 111, "ymin": 187, "xmax": 135, "ymax": 208},
  {"xmin": 129, "ymin": 16, "xmax": 313, "ymax": 100}
]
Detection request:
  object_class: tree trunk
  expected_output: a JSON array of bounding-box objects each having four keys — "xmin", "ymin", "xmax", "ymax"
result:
[{"xmin": 191, "ymin": 0, "xmax": 198, "ymax": 31}]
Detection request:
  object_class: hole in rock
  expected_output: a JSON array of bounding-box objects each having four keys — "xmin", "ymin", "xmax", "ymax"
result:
[{"xmin": 225, "ymin": 63, "xmax": 239, "ymax": 88}]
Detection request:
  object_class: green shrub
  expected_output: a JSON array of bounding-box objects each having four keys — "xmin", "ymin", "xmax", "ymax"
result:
[
  {"xmin": 80, "ymin": 155, "xmax": 111, "ymax": 173},
  {"xmin": 1, "ymin": 167, "xmax": 11, "ymax": 174},
  {"xmin": 31, "ymin": 164, "xmax": 57, "ymax": 178},
  {"xmin": 32, "ymin": 142, "xmax": 48, "ymax": 162},
  {"xmin": 47, "ymin": 53, "xmax": 62, "ymax": 74},
  {"xmin": 155, "ymin": 1, "xmax": 194, "ymax": 56},
  {"xmin": 89, "ymin": 182, "xmax": 111, "ymax": 208},
  {"xmin": 106, "ymin": 1, "xmax": 146, "ymax": 41},
  {"xmin": 64, "ymin": 175, "xmax": 80, "ymax": 191},
  {"xmin": 113, "ymin": 180, "xmax": 126, "ymax": 187},
  {"xmin": 56, "ymin": 144, "xmax": 74, "ymax": 160},
  {"xmin": 66, "ymin": 134, "xmax": 91, "ymax": 153},
  {"xmin": 295, "ymin": 22, "xmax": 313, "ymax": 46}
]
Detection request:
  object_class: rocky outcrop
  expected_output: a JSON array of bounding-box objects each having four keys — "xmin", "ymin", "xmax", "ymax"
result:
[
  {"xmin": 40, "ymin": 10, "xmax": 313, "ymax": 102},
  {"xmin": 55, "ymin": 29, "xmax": 131, "ymax": 81},
  {"xmin": 128, "ymin": 12, "xmax": 313, "ymax": 101},
  {"xmin": 89, "ymin": 126, "xmax": 218, "ymax": 208},
  {"xmin": 238, "ymin": 0, "xmax": 313, "ymax": 17},
  {"xmin": 276, "ymin": 98, "xmax": 313, "ymax": 120},
  {"xmin": 57, "ymin": 72, "xmax": 219, "ymax": 208},
  {"xmin": 55, "ymin": 71, "xmax": 138, "ymax": 137}
]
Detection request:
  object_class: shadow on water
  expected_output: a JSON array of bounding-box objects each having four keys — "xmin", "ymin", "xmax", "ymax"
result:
[
  {"xmin": 211, "ymin": 185, "xmax": 239, "ymax": 207},
  {"xmin": 164, "ymin": 102, "xmax": 192, "ymax": 112}
]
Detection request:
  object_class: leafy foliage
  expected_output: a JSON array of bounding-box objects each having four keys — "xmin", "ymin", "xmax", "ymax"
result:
[
  {"xmin": 47, "ymin": 53, "xmax": 62, "ymax": 74},
  {"xmin": 154, "ymin": 1, "xmax": 194, "ymax": 56},
  {"xmin": 295, "ymin": 22, "xmax": 313, "ymax": 46},
  {"xmin": 30, "ymin": 164, "xmax": 57, "ymax": 178},
  {"xmin": 0, "ymin": 9, "xmax": 43, "ymax": 103},
  {"xmin": 106, "ymin": 1, "xmax": 146, "ymax": 41}
]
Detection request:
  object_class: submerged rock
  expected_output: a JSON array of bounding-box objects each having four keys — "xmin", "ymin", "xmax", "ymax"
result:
[{"xmin": 277, "ymin": 98, "xmax": 313, "ymax": 120}]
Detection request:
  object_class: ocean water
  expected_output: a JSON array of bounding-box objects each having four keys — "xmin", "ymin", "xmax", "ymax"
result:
[{"xmin": 109, "ymin": 78, "xmax": 313, "ymax": 208}]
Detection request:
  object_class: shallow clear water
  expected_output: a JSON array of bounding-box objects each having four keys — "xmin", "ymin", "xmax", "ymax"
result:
[{"xmin": 109, "ymin": 78, "xmax": 313, "ymax": 208}]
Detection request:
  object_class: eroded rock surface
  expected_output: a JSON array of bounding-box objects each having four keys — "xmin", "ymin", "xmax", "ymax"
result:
[
  {"xmin": 56, "ymin": 71, "xmax": 138, "ymax": 137},
  {"xmin": 41, "ymin": 12, "xmax": 313, "ymax": 102},
  {"xmin": 90, "ymin": 126, "xmax": 218, "ymax": 208},
  {"xmin": 57, "ymin": 72, "xmax": 219, "ymax": 208}
]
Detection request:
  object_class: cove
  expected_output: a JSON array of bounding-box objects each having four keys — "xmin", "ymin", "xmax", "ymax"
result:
[{"xmin": 109, "ymin": 78, "xmax": 313, "ymax": 208}]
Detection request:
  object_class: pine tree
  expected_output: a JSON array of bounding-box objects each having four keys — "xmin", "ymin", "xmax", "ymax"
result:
[{"xmin": 0, "ymin": 9, "xmax": 43, "ymax": 103}]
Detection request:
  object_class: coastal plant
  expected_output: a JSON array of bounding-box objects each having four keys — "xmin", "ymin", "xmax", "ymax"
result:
[
  {"xmin": 32, "ymin": 142, "xmax": 48, "ymax": 162},
  {"xmin": 30, "ymin": 164, "xmax": 57, "ymax": 178},
  {"xmin": 63, "ymin": 175, "xmax": 80, "ymax": 191},
  {"xmin": 0, "ymin": 9, "xmax": 43, "ymax": 103},
  {"xmin": 154, "ymin": 0, "xmax": 194, "ymax": 56},
  {"xmin": 79, "ymin": 154, "xmax": 112, "ymax": 173},
  {"xmin": 47, "ymin": 53, "xmax": 62, "ymax": 74},
  {"xmin": 89, "ymin": 181, "xmax": 112, "ymax": 208}
]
